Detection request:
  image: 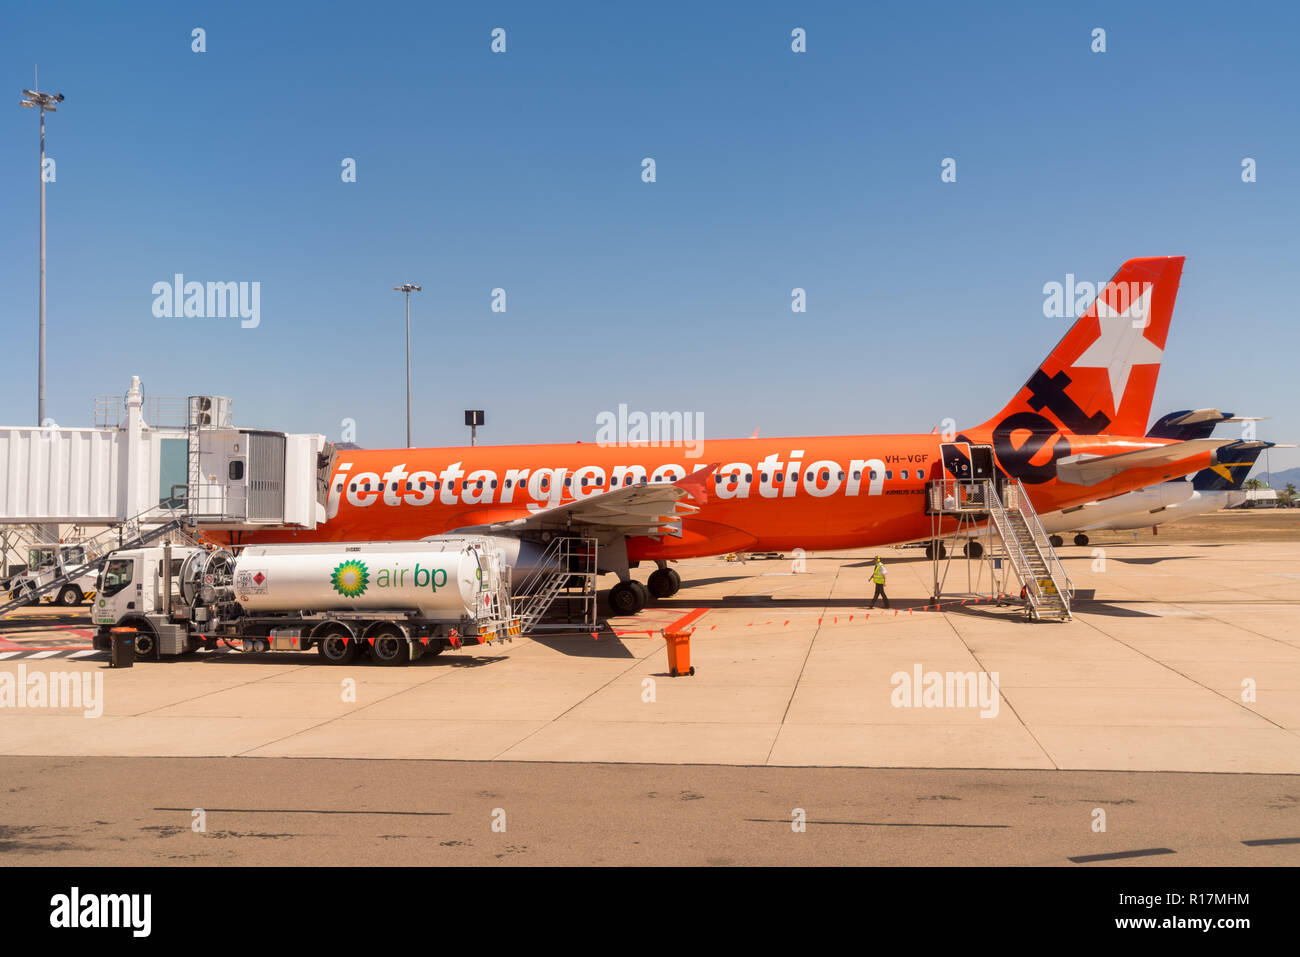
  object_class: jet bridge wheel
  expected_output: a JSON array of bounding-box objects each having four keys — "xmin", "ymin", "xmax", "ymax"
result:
[{"xmin": 647, "ymin": 568, "xmax": 681, "ymax": 599}]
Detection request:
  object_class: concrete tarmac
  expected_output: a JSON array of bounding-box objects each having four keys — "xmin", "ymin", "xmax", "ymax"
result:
[
  {"xmin": 2, "ymin": 756, "xmax": 1297, "ymax": 866},
  {"xmin": 3, "ymin": 535, "xmax": 1299, "ymax": 864}
]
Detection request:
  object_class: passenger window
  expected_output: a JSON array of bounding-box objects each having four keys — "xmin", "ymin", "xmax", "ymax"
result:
[
  {"xmin": 885, "ymin": 470, "xmax": 893, "ymax": 480},
  {"xmin": 902, "ymin": 470, "xmax": 909, "ymax": 480},
  {"xmin": 853, "ymin": 470, "xmax": 861, "ymax": 480},
  {"xmin": 869, "ymin": 470, "xmax": 878, "ymax": 480},
  {"xmin": 918, "ymin": 468, "xmax": 925, "ymax": 480}
]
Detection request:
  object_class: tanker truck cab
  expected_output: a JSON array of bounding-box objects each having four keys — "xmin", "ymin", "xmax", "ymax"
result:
[{"xmin": 93, "ymin": 538, "xmax": 520, "ymax": 664}]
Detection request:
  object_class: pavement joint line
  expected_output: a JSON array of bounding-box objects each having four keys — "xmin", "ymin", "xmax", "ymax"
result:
[
  {"xmin": 764, "ymin": 565, "xmax": 840, "ymax": 766},
  {"xmin": 231, "ymin": 655, "xmax": 475, "ymax": 757},
  {"xmin": 486, "ymin": 629, "xmax": 670, "ymax": 761},
  {"xmin": 1073, "ymin": 609, "xmax": 1294, "ymax": 735},
  {"xmin": 942, "ymin": 611, "xmax": 1060, "ymax": 771},
  {"xmin": 134, "ymin": 660, "xmax": 318, "ymax": 719}
]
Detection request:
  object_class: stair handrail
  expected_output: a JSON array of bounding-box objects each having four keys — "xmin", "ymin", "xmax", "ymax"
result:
[
  {"xmin": 1010, "ymin": 480, "xmax": 1074, "ymax": 607},
  {"xmin": 981, "ymin": 481, "xmax": 1052, "ymax": 614}
]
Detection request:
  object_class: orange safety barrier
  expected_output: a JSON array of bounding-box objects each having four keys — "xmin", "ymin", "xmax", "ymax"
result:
[{"xmin": 661, "ymin": 627, "xmax": 695, "ymax": 677}]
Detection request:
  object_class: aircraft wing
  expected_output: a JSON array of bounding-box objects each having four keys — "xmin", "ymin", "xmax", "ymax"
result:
[
  {"xmin": 452, "ymin": 463, "xmax": 718, "ymax": 539},
  {"xmin": 1056, "ymin": 438, "xmax": 1233, "ymax": 486}
]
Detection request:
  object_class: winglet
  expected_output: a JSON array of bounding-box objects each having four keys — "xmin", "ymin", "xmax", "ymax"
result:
[{"xmin": 675, "ymin": 462, "xmax": 719, "ymax": 504}]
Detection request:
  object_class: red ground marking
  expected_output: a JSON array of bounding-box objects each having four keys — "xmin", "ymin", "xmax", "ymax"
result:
[{"xmin": 612, "ymin": 607, "xmax": 708, "ymax": 638}]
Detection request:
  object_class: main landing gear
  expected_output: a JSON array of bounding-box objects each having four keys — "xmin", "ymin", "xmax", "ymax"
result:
[
  {"xmin": 609, "ymin": 565, "xmax": 681, "ymax": 615},
  {"xmin": 647, "ymin": 566, "xmax": 681, "ymax": 599},
  {"xmin": 608, "ymin": 580, "xmax": 650, "ymax": 615},
  {"xmin": 1073, "ymin": 533, "xmax": 1089, "ymax": 547}
]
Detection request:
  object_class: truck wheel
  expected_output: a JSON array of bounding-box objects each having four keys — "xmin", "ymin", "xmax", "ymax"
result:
[
  {"xmin": 315, "ymin": 634, "xmax": 360, "ymax": 665},
  {"xmin": 133, "ymin": 628, "xmax": 157, "ymax": 661},
  {"xmin": 423, "ymin": 639, "xmax": 446, "ymax": 657},
  {"xmin": 370, "ymin": 633, "xmax": 410, "ymax": 667},
  {"xmin": 57, "ymin": 585, "xmax": 82, "ymax": 606}
]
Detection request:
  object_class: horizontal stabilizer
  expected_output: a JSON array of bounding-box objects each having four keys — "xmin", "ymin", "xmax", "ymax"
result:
[{"xmin": 1056, "ymin": 438, "xmax": 1232, "ymax": 486}]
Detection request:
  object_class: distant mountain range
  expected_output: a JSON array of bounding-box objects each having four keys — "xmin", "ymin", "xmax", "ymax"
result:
[{"xmin": 1252, "ymin": 465, "xmax": 1300, "ymax": 490}]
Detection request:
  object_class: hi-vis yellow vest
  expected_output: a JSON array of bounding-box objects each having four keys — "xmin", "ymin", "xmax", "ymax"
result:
[{"xmin": 872, "ymin": 562, "xmax": 886, "ymax": 584}]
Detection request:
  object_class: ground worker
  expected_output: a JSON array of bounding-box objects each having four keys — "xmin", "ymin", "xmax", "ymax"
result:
[{"xmin": 869, "ymin": 556, "xmax": 889, "ymax": 609}]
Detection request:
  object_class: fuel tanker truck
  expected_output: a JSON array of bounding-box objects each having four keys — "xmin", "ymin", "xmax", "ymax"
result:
[{"xmin": 91, "ymin": 537, "xmax": 522, "ymax": 665}]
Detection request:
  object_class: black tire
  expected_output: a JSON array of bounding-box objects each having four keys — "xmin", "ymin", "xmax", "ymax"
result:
[
  {"xmin": 132, "ymin": 627, "xmax": 158, "ymax": 661},
  {"xmin": 315, "ymin": 632, "xmax": 360, "ymax": 665},
  {"xmin": 369, "ymin": 631, "xmax": 410, "ymax": 667},
  {"xmin": 688, "ymin": 666, "xmax": 695, "ymax": 676},
  {"xmin": 647, "ymin": 567, "xmax": 680, "ymax": 599},
  {"xmin": 1049, "ymin": 535, "xmax": 1064, "ymax": 548},
  {"xmin": 608, "ymin": 581, "xmax": 644, "ymax": 616},
  {"xmin": 423, "ymin": 639, "xmax": 446, "ymax": 657},
  {"xmin": 57, "ymin": 585, "xmax": 81, "ymax": 606},
  {"xmin": 1073, "ymin": 533, "xmax": 1089, "ymax": 547},
  {"xmin": 964, "ymin": 542, "xmax": 983, "ymax": 559},
  {"xmin": 923, "ymin": 544, "xmax": 934, "ymax": 560},
  {"xmin": 630, "ymin": 580, "xmax": 650, "ymax": 608}
]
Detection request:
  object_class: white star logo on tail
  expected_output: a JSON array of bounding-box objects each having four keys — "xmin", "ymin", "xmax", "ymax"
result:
[{"xmin": 1072, "ymin": 283, "xmax": 1162, "ymax": 409}]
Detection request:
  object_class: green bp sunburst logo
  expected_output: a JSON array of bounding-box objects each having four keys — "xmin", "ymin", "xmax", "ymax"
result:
[{"xmin": 330, "ymin": 560, "xmax": 369, "ymax": 598}]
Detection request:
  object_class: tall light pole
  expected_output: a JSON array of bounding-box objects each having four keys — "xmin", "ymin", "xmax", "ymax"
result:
[
  {"xmin": 393, "ymin": 283, "xmax": 421, "ymax": 447},
  {"xmin": 20, "ymin": 72, "xmax": 63, "ymax": 428}
]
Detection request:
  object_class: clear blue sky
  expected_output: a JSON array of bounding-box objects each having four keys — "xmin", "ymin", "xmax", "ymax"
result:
[{"xmin": 3, "ymin": 1, "xmax": 1297, "ymax": 476}]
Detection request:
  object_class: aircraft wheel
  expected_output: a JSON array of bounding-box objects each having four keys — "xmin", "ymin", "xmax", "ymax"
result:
[
  {"xmin": 964, "ymin": 542, "xmax": 983, "ymax": 559},
  {"xmin": 57, "ymin": 585, "xmax": 82, "ymax": 606},
  {"xmin": 1073, "ymin": 533, "xmax": 1089, "ymax": 547},
  {"xmin": 608, "ymin": 581, "xmax": 646, "ymax": 616},
  {"xmin": 647, "ymin": 568, "xmax": 680, "ymax": 599},
  {"xmin": 1049, "ymin": 535, "xmax": 1064, "ymax": 548}
]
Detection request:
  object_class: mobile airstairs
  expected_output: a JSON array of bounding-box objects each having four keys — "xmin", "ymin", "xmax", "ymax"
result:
[
  {"xmin": 511, "ymin": 536, "xmax": 599, "ymax": 633},
  {"xmin": 926, "ymin": 478, "xmax": 1074, "ymax": 621}
]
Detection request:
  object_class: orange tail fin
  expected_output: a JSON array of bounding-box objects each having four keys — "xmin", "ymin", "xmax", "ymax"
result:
[{"xmin": 977, "ymin": 256, "xmax": 1185, "ymax": 438}]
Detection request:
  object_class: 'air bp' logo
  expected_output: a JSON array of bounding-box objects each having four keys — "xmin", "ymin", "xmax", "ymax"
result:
[{"xmin": 331, "ymin": 560, "xmax": 369, "ymax": 598}]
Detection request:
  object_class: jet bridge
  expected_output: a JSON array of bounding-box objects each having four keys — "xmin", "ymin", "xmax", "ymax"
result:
[{"xmin": 0, "ymin": 376, "xmax": 336, "ymax": 605}]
